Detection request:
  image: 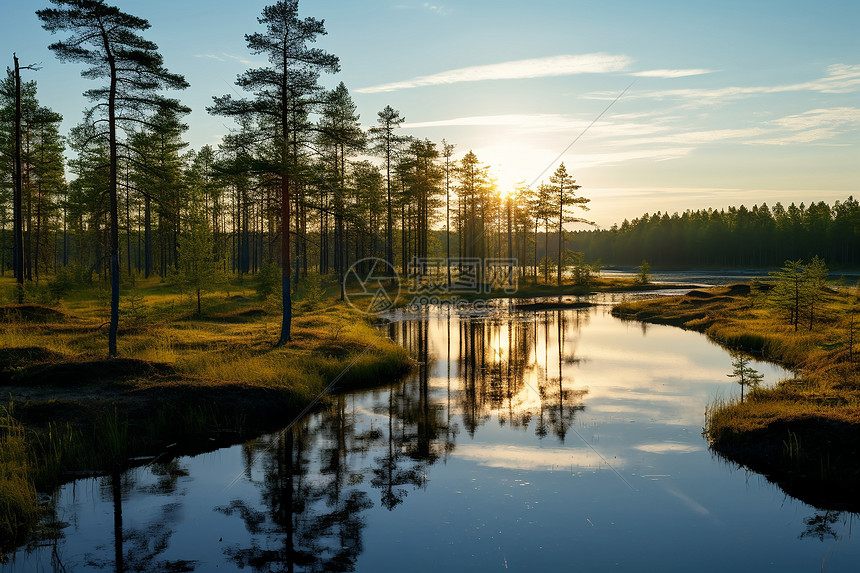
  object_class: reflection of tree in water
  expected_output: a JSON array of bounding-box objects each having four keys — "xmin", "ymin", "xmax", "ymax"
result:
[
  {"xmin": 799, "ymin": 510, "xmax": 843, "ymax": 542},
  {"xmin": 214, "ymin": 308, "xmax": 589, "ymax": 571},
  {"xmin": 539, "ymin": 311, "xmax": 587, "ymax": 442},
  {"xmin": 454, "ymin": 310, "xmax": 587, "ymax": 441},
  {"xmin": 373, "ymin": 318, "xmax": 446, "ymax": 510},
  {"xmin": 213, "ymin": 318, "xmax": 454, "ymax": 571},
  {"xmin": 217, "ymin": 425, "xmax": 372, "ymax": 573},
  {"xmin": 85, "ymin": 464, "xmax": 197, "ymax": 572}
]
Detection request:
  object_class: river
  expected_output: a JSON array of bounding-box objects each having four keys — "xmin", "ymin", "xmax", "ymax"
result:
[{"xmin": 5, "ymin": 301, "xmax": 858, "ymax": 572}]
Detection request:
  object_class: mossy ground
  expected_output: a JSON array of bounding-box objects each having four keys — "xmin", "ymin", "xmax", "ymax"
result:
[
  {"xmin": 612, "ymin": 282, "xmax": 860, "ymax": 510},
  {"xmin": 0, "ymin": 273, "xmax": 411, "ymax": 550}
]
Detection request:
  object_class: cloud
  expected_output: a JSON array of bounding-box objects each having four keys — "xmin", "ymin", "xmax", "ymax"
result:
[
  {"xmin": 632, "ymin": 69, "xmax": 717, "ymax": 78},
  {"xmin": 561, "ymin": 147, "xmax": 694, "ymax": 168},
  {"xmin": 194, "ymin": 52, "xmax": 261, "ymax": 67},
  {"xmin": 772, "ymin": 106, "xmax": 860, "ymax": 130},
  {"xmin": 422, "ymin": 2, "xmax": 451, "ymax": 15},
  {"xmin": 356, "ymin": 53, "xmax": 632, "ymax": 93},
  {"xmin": 455, "ymin": 443, "xmax": 619, "ymax": 471},
  {"xmin": 606, "ymin": 127, "xmax": 768, "ymax": 147},
  {"xmin": 593, "ymin": 63, "xmax": 860, "ymax": 104},
  {"xmin": 393, "ymin": 2, "xmax": 451, "ymax": 15},
  {"xmin": 634, "ymin": 443, "xmax": 702, "ymax": 454},
  {"xmin": 747, "ymin": 107, "xmax": 860, "ymax": 145},
  {"xmin": 402, "ymin": 113, "xmax": 669, "ymax": 138}
]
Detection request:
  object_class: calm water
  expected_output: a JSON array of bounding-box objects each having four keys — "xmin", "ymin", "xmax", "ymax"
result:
[{"xmin": 7, "ymin": 305, "xmax": 859, "ymax": 572}]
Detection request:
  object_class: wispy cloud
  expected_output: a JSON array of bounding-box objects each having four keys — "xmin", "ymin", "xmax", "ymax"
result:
[
  {"xmin": 402, "ymin": 113, "xmax": 668, "ymax": 138},
  {"xmin": 632, "ymin": 69, "xmax": 717, "ymax": 78},
  {"xmin": 750, "ymin": 106, "xmax": 860, "ymax": 145},
  {"xmin": 455, "ymin": 443, "xmax": 618, "ymax": 471},
  {"xmin": 403, "ymin": 104, "xmax": 859, "ymax": 165},
  {"xmin": 590, "ymin": 64, "xmax": 860, "ymax": 104},
  {"xmin": 771, "ymin": 106, "xmax": 860, "ymax": 130},
  {"xmin": 356, "ymin": 53, "xmax": 632, "ymax": 93},
  {"xmin": 393, "ymin": 2, "xmax": 451, "ymax": 15},
  {"xmin": 634, "ymin": 443, "xmax": 702, "ymax": 454},
  {"xmin": 422, "ymin": 2, "xmax": 451, "ymax": 16},
  {"xmin": 612, "ymin": 107, "xmax": 860, "ymax": 147},
  {"xmin": 572, "ymin": 147, "xmax": 694, "ymax": 168},
  {"xmin": 194, "ymin": 52, "xmax": 262, "ymax": 67}
]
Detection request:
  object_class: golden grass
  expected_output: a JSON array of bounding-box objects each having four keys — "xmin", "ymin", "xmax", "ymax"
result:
[
  {"xmin": 0, "ymin": 406, "xmax": 39, "ymax": 551},
  {"xmin": 0, "ymin": 273, "xmax": 412, "ymax": 548},
  {"xmin": 614, "ymin": 282, "xmax": 860, "ymax": 463},
  {"xmin": 615, "ymin": 282, "xmax": 860, "ymax": 508}
]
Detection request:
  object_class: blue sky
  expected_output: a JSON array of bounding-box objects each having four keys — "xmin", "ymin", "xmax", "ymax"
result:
[{"xmin": 4, "ymin": 0, "xmax": 859, "ymax": 227}]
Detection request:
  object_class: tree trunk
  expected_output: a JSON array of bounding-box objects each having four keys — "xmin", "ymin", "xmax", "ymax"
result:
[
  {"xmin": 125, "ymin": 172, "xmax": 132, "ymax": 277},
  {"xmin": 144, "ymin": 194, "xmax": 151, "ymax": 278},
  {"xmin": 557, "ymin": 186, "xmax": 564, "ymax": 287},
  {"xmin": 12, "ymin": 56, "xmax": 24, "ymax": 302},
  {"xmin": 34, "ymin": 177, "xmax": 43, "ymax": 284},
  {"xmin": 24, "ymin": 125, "xmax": 32, "ymax": 282},
  {"xmin": 106, "ymin": 39, "xmax": 120, "ymax": 357},
  {"xmin": 279, "ymin": 172, "xmax": 292, "ymax": 345}
]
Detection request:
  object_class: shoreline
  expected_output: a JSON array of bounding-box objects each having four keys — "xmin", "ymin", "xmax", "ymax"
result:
[
  {"xmin": 611, "ymin": 283, "xmax": 860, "ymax": 511},
  {"xmin": 0, "ymin": 296, "xmax": 412, "ymax": 552}
]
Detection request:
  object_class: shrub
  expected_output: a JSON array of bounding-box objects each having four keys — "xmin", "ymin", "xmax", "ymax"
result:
[
  {"xmin": 636, "ymin": 260, "xmax": 651, "ymax": 285},
  {"xmin": 256, "ymin": 261, "xmax": 281, "ymax": 299}
]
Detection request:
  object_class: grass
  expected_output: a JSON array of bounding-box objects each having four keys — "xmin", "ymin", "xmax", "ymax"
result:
[
  {"xmin": 0, "ymin": 405, "xmax": 39, "ymax": 553},
  {"xmin": 614, "ymin": 282, "xmax": 860, "ymax": 510},
  {"xmin": 0, "ymin": 272, "xmax": 412, "ymax": 549}
]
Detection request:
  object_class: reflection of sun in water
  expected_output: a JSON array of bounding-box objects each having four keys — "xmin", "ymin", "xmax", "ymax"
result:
[{"xmin": 488, "ymin": 326, "xmax": 509, "ymax": 362}]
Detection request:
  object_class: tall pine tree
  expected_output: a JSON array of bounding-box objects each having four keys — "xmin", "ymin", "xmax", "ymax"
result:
[
  {"xmin": 209, "ymin": 0, "xmax": 338, "ymax": 345},
  {"xmin": 38, "ymin": 0, "xmax": 188, "ymax": 356}
]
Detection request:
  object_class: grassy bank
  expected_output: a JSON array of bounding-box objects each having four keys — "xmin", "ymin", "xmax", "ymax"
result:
[
  {"xmin": 421, "ymin": 275, "xmax": 694, "ymax": 304},
  {"xmin": 0, "ymin": 275, "xmax": 411, "ymax": 550},
  {"xmin": 612, "ymin": 283, "xmax": 860, "ymax": 510}
]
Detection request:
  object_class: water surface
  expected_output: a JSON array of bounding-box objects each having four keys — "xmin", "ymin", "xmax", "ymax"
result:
[{"xmin": 7, "ymin": 305, "xmax": 858, "ymax": 572}]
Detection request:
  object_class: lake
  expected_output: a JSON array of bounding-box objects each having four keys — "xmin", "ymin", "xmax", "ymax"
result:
[{"xmin": 6, "ymin": 301, "xmax": 858, "ymax": 572}]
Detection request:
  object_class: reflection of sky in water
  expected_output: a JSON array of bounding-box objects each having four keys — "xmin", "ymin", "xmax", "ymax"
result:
[{"xmin": 7, "ymin": 306, "xmax": 859, "ymax": 572}]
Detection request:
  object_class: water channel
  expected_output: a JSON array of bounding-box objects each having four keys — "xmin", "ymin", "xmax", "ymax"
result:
[{"xmin": 6, "ymin": 299, "xmax": 859, "ymax": 571}]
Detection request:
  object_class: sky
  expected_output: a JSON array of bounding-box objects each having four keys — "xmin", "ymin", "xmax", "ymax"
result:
[{"xmin": 3, "ymin": 0, "xmax": 859, "ymax": 228}]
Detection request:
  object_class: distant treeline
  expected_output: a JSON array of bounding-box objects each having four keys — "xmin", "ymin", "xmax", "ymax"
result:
[{"xmin": 569, "ymin": 198, "xmax": 860, "ymax": 268}]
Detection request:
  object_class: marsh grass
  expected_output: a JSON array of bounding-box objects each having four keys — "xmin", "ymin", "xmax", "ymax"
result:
[
  {"xmin": 0, "ymin": 273, "xmax": 412, "ymax": 550},
  {"xmin": 626, "ymin": 282, "xmax": 860, "ymax": 506},
  {"xmin": 0, "ymin": 406, "xmax": 39, "ymax": 551}
]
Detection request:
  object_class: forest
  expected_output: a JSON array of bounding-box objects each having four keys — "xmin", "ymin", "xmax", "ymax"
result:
[{"xmin": 570, "ymin": 198, "xmax": 860, "ymax": 269}]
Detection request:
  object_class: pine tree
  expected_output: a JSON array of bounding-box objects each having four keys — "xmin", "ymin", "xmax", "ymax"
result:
[
  {"xmin": 369, "ymin": 105, "xmax": 407, "ymax": 268},
  {"xmin": 727, "ymin": 352, "xmax": 764, "ymax": 403},
  {"xmin": 209, "ymin": 0, "xmax": 338, "ymax": 345},
  {"xmin": 441, "ymin": 139, "xmax": 455, "ymax": 287},
  {"xmin": 349, "ymin": 159, "xmax": 385, "ymax": 264},
  {"xmin": 38, "ymin": 0, "xmax": 189, "ymax": 356},
  {"xmin": 636, "ymin": 260, "xmax": 651, "ymax": 285},
  {"xmin": 769, "ymin": 259, "xmax": 808, "ymax": 331},
  {"xmin": 1, "ymin": 70, "xmax": 64, "ymax": 288},
  {"xmin": 318, "ymin": 82, "xmax": 365, "ymax": 299},
  {"xmin": 805, "ymin": 255, "xmax": 828, "ymax": 331},
  {"xmin": 534, "ymin": 182, "xmax": 554, "ymax": 284},
  {"xmin": 129, "ymin": 107, "xmax": 188, "ymax": 278},
  {"xmin": 177, "ymin": 209, "xmax": 221, "ymax": 315},
  {"xmin": 549, "ymin": 163, "xmax": 589, "ymax": 286},
  {"xmin": 456, "ymin": 151, "xmax": 491, "ymax": 263}
]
